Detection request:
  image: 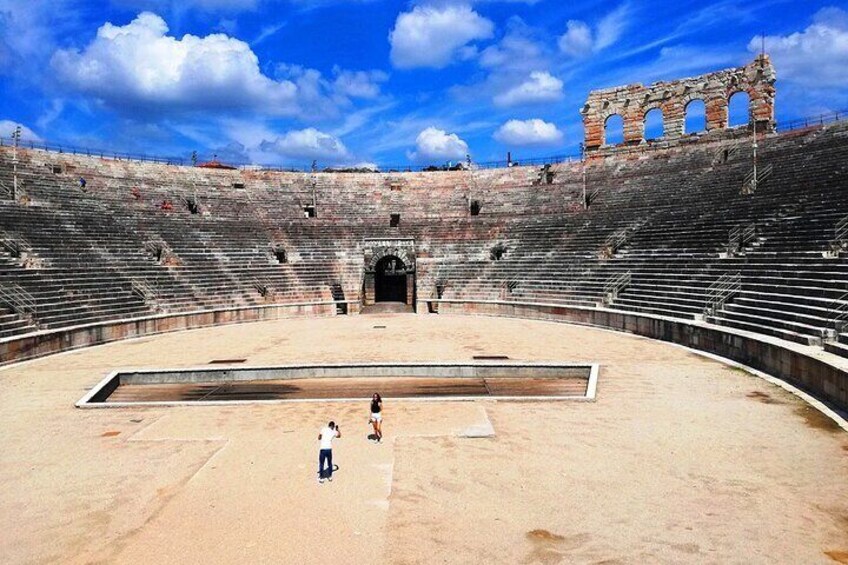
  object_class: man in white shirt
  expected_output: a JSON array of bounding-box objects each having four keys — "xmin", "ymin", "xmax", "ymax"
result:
[{"xmin": 318, "ymin": 421, "xmax": 341, "ymax": 484}]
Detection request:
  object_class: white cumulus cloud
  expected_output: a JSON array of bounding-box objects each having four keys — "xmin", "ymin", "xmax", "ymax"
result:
[
  {"xmin": 0, "ymin": 120, "xmax": 42, "ymax": 142},
  {"xmin": 408, "ymin": 127, "xmax": 469, "ymax": 162},
  {"xmin": 51, "ymin": 12, "xmax": 301, "ymax": 115},
  {"xmin": 493, "ymin": 71, "xmax": 563, "ymax": 107},
  {"xmin": 389, "ymin": 4, "xmax": 494, "ymax": 69},
  {"xmin": 558, "ymin": 21, "xmax": 593, "ymax": 57},
  {"xmin": 752, "ymin": 7, "xmax": 848, "ymax": 89},
  {"xmin": 332, "ymin": 67, "xmax": 389, "ymax": 99},
  {"xmin": 558, "ymin": 3, "xmax": 629, "ymax": 57},
  {"xmin": 493, "ymin": 119, "xmax": 562, "ymax": 146},
  {"xmin": 259, "ymin": 128, "xmax": 349, "ymax": 161},
  {"xmin": 479, "ymin": 23, "xmax": 546, "ymax": 71}
]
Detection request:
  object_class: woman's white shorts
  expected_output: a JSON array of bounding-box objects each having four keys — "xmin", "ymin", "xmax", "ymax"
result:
[{"xmin": 370, "ymin": 413, "xmax": 382, "ymax": 423}]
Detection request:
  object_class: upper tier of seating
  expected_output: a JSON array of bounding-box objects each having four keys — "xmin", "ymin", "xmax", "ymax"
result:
[{"xmin": 0, "ymin": 121, "xmax": 846, "ymax": 357}]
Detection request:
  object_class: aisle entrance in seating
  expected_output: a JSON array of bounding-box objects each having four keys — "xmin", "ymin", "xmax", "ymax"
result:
[{"xmin": 374, "ymin": 255, "xmax": 408, "ymax": 303}]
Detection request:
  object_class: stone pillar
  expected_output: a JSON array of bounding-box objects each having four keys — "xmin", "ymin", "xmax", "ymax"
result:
[
  {"xmin": 705, "ymin": 96, "xmax": 728, "ymax": 131},
  {"xmin": 749, "ymin": 54, "xmax": 777, "ymax": 132},
  {"xmin": 364, "ymin": 272, "xmax": 375, "ymax": 305},
  {"xmin": 663, "ymin": 99, "xmax": 685, "ymax": 138},
  {"xmin": 582, "ymin": 109, "xmax": 603, "ymax": 150},
  {"xmin": 406, "ymin": 273, "xmax": 415, "ymax": 308},
  {"xmin": 623, "ymin": 105, "xmax": 644, "ymax": 145}
]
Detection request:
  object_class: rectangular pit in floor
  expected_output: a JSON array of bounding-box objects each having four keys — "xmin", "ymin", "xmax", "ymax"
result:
[{"xmin": 77, "ymin": 362, "xmax": 599, "ymax": 407}]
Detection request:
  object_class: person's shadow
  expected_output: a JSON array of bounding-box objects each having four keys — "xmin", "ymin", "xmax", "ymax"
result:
[
  {"xmin": 318, "ymin": 464, "xmax": 340, "ymax": 478},
  {"xmin": 367, "ymin": 433, "xmax": 378, "ymax": 441}
]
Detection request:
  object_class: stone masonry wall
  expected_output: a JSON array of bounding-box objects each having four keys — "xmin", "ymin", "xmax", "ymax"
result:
[{"xmin": 581, "ymin": 55, "xmax": 776, "ymax": 150}]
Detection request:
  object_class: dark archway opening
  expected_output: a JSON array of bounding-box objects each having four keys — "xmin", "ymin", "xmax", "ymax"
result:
[{"xmin": 375, "ymin": 255, "xmax": 408, "ymax": 303}]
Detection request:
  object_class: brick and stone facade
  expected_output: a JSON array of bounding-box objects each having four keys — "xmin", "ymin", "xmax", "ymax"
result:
[
  {"xmin": 581, "ymin": 55, "xmax": 776, "ymax": 150},
  {"xmin": 363, "ymin": 238, "xmax": 416, "ymax": 305}
]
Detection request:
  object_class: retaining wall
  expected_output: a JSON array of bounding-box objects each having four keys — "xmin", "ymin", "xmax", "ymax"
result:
[
  {"xmin": 421, "ymin": 299, "xmax": 848, "ymax": 413},
  {"xmin": 2, "ymin": 296, "xmax": 845, "ymax": 415},
  {"xmin": 0, "ymin": 301, "xmax": 350, "ymax": 365}
]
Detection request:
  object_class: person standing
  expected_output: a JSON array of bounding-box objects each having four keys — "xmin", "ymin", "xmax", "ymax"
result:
[
  {"xmin": 369, "ymin": 393, "xmax": 383, "ymax": 443},
  {"xmin": 318, "ymin": 421, "xmax": 340, "ymax": 484}
]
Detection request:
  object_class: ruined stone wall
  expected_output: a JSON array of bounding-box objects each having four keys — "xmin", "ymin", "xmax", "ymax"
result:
[{"xmin": 581, "ymin": 55, "xmax": 776, "ymax": 150}]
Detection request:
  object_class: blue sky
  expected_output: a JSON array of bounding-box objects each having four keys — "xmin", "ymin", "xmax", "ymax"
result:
[{"xmin": 0, "ymin": 0, "xmax": 846, "ymax": 168}]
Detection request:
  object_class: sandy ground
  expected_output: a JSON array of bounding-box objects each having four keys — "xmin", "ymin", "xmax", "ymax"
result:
[{"xmin": 1, "ymin": 314, "xmax": 847, "ymax": 564}]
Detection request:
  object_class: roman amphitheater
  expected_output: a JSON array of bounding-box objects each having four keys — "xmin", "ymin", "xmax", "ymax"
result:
[{"xmin": 1, "ymin": 56, "xmax": 847, "ymax": 564}]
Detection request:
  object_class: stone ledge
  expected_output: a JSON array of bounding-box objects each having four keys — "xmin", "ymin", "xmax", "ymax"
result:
[{"xmin": 0, "ymin": 300, "xmax": 354, "ymax": 366}]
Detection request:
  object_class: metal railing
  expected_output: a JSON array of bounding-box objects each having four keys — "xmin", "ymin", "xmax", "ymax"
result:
[
  {"xmin": 742, "ymin": 163, "xmax": 773, "ymax": 194},
  {"xmin": 131, "ymin": 279, "xmax": 158, "ymax": 302},
  {"xmin": 835, "ymin": 216, "xmax": 848, "ymax": 243},
  {"xmin": 585, "ymin": 186, "xmax": 601, "ymax": 208},
  {"xmin": 760, "ymin": 163, "xmax": 774, "ymax": 183},
  {"xmin": 0, "ymin": 134, "xmax": 582, "ymax": 173},
  {"xmin": 832, "ymin": 292, "xmax": 848, "ymax": 331},
  {"xmin": 703, "ymin": 272, "xmax": 742, "ymax": 316},
  {"xmin": 1, "ymin": 109, "xmax": 844, "ymax": 173},
  {"xmin": 504, "ymin": 279, "xmax": 519, "ymax": 294},
  {"xmin": 825, "ymin": 215, "xmax": 848, "ymax": 256},
  {"xmin": 777, "ymin": 110, "xmax": 847, "ymax": 132},
  {"xmin": 603, "ymin": 219, "xmax": 648, "ymax": 257},
  {"xmin": 728, "ymin": 223, "xmax": 757, "ymax": 255},
  {"xmin": 605, "ymin": 228, "xmax": 628, "ymax": 253},
  {"xmin": 0, "ymin": 282, "xmax": 37, "ymax": 316},
  {"xmin": 603, "ymin": 271, "xmax": 631, "ymax": 304},
  {"xmin": 251, "ymin": 277, "xmax": 274, "ymax": 299}
]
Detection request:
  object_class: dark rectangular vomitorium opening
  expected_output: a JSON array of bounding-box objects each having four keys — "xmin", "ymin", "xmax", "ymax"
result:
[{"xmin": 77, "ymin": 363, "xmax": 599, "ymax": 407}]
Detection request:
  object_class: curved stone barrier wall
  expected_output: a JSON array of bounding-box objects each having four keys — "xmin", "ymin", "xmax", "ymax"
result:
[
  {"xmin": 420, "ymin": 298, "xmax": 848, "ymax": 414},
  {"xmin": 0, "ymin": 300, "xmax": 354, "ymax": 366},
  {"xmin": 1, "ymin": 296, "xmax": 845, "ymax": 415}
]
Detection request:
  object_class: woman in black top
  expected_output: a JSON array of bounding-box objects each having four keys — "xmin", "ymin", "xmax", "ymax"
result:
[{"xmin": 369, "ymin": 393, "xmax": 383, "ymax": 443}]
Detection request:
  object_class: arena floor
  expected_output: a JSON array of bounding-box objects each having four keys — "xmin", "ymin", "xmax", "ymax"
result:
[{"xmin": 2, "ymin": 314, "xmax": 847, "ymax": 564}]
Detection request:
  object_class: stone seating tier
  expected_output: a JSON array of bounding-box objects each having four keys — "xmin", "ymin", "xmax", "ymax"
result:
[{"xmin": 0, "ymin": 121, "xmax": 846, "ymax": 358}]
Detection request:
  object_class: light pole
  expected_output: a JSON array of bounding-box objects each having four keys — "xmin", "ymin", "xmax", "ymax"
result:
[
  {"xmin": 751, "ymin": 119, "xmax": 758, "ymax": 194},
  {"xmin": 11, "ymin": 126, "xmax": 21, "ymax": 201},
  {"xmin": 311, "ymin": 160, "xmax": 317, "ymax": 208},
  {"xmin": 580, "ymin": 142, "xmax": 588, "ymax": 210}
]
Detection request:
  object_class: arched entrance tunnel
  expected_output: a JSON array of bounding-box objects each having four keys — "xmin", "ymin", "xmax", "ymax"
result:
[
  {"xmin": 374, "ymin": 255, "xmax": 408, "ymax": 303},
  {"xmin": 362, "ymin": 241, "xmax": 416, "ymax": 309}
]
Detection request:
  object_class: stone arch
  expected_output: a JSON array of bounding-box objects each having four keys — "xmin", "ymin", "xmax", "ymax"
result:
[
  {"xmin": 367, "ymin": 246, "xmax": 415, "ymax": 271},
  {"xmin": 580, "ymin": 55, "xmax": 776, "ymax": 150},
  {"xmin": 643, "ymin": 107, "xmax": 664, "ymax": 141},
  {"xmin": 728, "ymin": 90, "xmax": 751, "ymax": 128},
  {"xmin": 362, "ymin": 240, "xmax": 417, "ymax": 308},
  {"xmin": 373, "ymin": 255, "xmax": 409, "ymax": 303},
  {"xmin": 684, "ymin": 98, "xmax": 707, "ymax": 134},
  {"xmin": 604, "ymin": 113, "xmax": 625, "ymax": 146}
]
